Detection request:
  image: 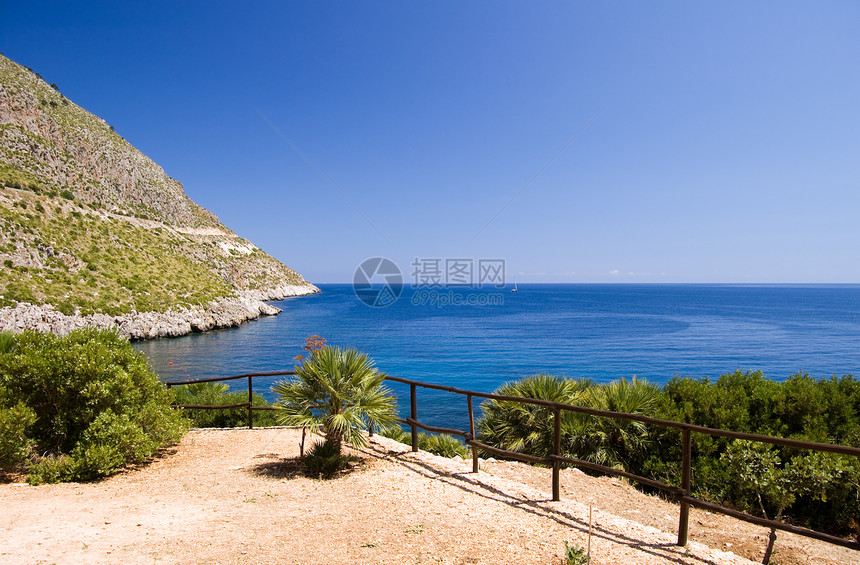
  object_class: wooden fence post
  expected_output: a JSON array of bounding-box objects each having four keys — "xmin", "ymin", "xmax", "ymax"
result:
[
  {"xmin": 468, "ymin": 393, "xmax": 478, "ymax": 473},
  {"xmin": 247, "ymin": 376, "xmax": 253, "ymax": 429},
  {"xmin": 552, "ymin": 407, "xmax": 561, "ymax": 501},
  {"xmin": 678, "ymin": 428, "xmax": 692, "ymax": 546},
  {"xmin": 411, "ymin": 384, "xmax": 418, "ymax": 452}
]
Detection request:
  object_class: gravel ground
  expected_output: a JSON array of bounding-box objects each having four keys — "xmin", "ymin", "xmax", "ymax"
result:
[{"xmin": 0, "ymin": 428, "xmax": 854, "ymax": 565}]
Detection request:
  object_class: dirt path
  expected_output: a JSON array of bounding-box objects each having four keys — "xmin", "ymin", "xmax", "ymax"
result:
[{"xmin": 0, "ymin": 428, "xmax": 852, "ymax": 565}]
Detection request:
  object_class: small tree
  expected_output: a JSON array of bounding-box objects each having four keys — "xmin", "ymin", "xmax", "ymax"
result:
[
  {"xmin": 722, "ymin": 440, "xmax": 846, "ymax": 564},
  {"xmin": 273, "ymin": 346, "xmax": 396, "ymax": 457}
]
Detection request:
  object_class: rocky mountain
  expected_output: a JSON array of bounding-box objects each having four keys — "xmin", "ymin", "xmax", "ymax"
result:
[{"xmin": 0, "ymin": 54, "xmax": 318, "ymax": 339}]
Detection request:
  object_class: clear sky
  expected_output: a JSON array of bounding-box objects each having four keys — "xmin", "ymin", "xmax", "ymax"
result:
[{"xmin": 2, "ymin": 1, "xmax": 858, "ymax": 283}]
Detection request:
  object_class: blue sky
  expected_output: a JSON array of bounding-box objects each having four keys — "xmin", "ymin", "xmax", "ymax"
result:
[{"xmin": 2, "ymin": 2, "xmax": 859, "ymax": 283}]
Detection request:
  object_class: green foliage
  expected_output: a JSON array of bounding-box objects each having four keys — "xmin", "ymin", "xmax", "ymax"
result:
[
  {"xmin": 378, "ymin": 423, "xmax": 410, "ymax": 444},
  {"xmin": 476, "ymin": 370, "xmax": 860, "ymax": 538},
  {"xmin": 302, "ymin": 440, "xmax": 358, "ymax": 479},
  {"xmin": 72, "ymin": 411, "xmax": 151, "ymax": 477},
  {"xmin": 419, "ymin": 432, "xmax": 468, "ymax": 458},
  {"xmin": 26, "ymin": 454, "xmax": 75, "ymax": 485},
  {"xmin": 0, "ymin": 331, "xmax": 14, "ymax": 354},
  {"xmin": 721, "ymin": 439, "xmax": 853, "ymax": 563},
  {"xmin": 0, "ymin": 402, "xmax": 37, "ymax": 473},
  {"xmin": 172, "ymin": 382, "xmax": 279, "ymax": 428},
  {"xmin": 273, "ymin": 346, "xmax": 397, "ymax": 455},
  {"xmin": 378, "ymin": 424, "xmax": 469, "ymax": 458},
  {"xmin": 641, "ymin": 370, "xmax": 860, "ymax": 536},
  {"xmin": 563, "ymin": 541, "xmax": 590, "ymax": 565},
  {"xmin": 478, "ymin": 374, "xmax": 657, "ymax": 471},
  {"xmin": 573, "ymin": 376, "xmax": 660, "ymax": 470},
  {"xmin": 0, "ymin": 329, "xmax": 187, "ymax": 483},
  {"xmin": 478, "ymin": 374, "xmax": 590, "ymax": 458}
]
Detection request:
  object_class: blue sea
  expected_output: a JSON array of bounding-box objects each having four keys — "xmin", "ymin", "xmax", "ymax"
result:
[{"xmin": 135, "ymin": 284, "xmax": 860, "ymax": 432}]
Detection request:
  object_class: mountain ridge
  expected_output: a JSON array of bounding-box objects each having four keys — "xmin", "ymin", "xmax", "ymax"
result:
[{"xmin": 0, "ymin": 54, "xmax": 318, "ymax": 339}]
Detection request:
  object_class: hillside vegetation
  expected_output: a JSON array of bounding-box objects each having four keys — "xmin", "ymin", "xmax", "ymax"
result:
[{"xmin": 0, "ymin": 54, "xmax": 315, "ymax": 317}]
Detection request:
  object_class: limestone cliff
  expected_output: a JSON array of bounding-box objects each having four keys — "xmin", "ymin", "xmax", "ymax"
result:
[{"xmin": 0, "ymin": 54, "xmax": 318, "ymax": 338}]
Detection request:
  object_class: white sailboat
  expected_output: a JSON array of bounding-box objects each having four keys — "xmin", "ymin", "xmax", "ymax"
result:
[{"xmin": 511, "ymin": 281, "xmax": 518, "ymax": 293}]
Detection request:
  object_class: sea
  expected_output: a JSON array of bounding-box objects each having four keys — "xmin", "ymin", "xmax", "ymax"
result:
[{"xmin": 134, "ymin": 284, "xmax": 860, "ymax": 432}]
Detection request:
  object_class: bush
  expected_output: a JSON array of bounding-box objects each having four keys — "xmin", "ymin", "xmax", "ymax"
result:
[
  {"xmin": 379, "ymin": 423, "xmax": 409, "ymax": 444},
  {"xmin": 478, "ymin": 374, "xmax": 590, "ymax": 459},
  {"xmin": 419, "ymin": 432, "xmax": 468, "ymax": 458},
  {"xmin": 26, "ymin": 454, "xmax": 75, "ymax": 485},
  {"xmin": 0, "ymin": 329, "xmax": 187, "ymax": 483},
  {"xmin": 0, "ymin": 402, "xmax": 37, "ymax": 474},
  {"xmin": 302, "ymin": 440, "xmax": 357, "ymax": 479},
  {"xmin": 476, "ymin": 370, "xmax": 860, "ymax": 538},
  {"xmin": 171, "ymin": 382, "xmax": 279, "ymax": 428},
  {"xmin": 378, "ymin": 425, "xmax": 468, "ymax": 458},
  {"xmin": 274, "ymin": 345, "xmax": 397, "ymax": 455},
  {"xmin": 0, "ymin": 332, "xmax": 14, "ymax": 354}
]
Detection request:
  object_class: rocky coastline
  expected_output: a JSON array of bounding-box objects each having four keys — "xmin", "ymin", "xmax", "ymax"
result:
[{"xmin": 0, "ymin": 284, "xmax": 319, "ymax": 340}]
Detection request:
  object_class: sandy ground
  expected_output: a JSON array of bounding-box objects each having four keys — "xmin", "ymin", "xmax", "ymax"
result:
[{"xmin": 0, "ymin": 428, "xmax": 855, "ymax": 565}]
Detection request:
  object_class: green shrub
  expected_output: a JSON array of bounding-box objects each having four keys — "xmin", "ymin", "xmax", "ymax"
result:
[
  {"xmin": 0, "ymin": 329, "xmax": 187, "ymax": 483},
  {"xmin": 476, "ymin": 370, "xmax": 860, "ymax": 538},
  {"xmin": 0, "ymin": 401, "xmax": 37, "ymax": 473},
  {"xmin": 0, "ymin": 331, "xmax": 14, "ymax": 354},
  {"xmin": 418, "ymin": 432, "xmax": 468, "ymax": 459},
  {"xmin": 172, "ymin": 382, "xmax": 279, "ymax": 428},
  {"xmin": 26, "ymin": 454, "xmax": 75, "ymax": 485},
  {"xmin": 273, "ymin": 346, "xmax": 397, "ymax": 455},
  {"xmin": 379, "ymin": 423, "xmax": 409, "ymax": 444},
  {"xmin": 71, "ymin": 411, "xmax": 151, "ymax": 478},
  {"xmin": 478, "ymin": 374, "xmax": 590, "ymax": 459},
  {"xmin": 55, "ymin": 300, "xmax": 75, "ymax": 316},
  {"xmin": 302, "ymin": 440, "xmax": 357, "ymax": 479},
  {"xmin": 563, "ymin": 541, "xmax": 590, "ymax": 565}
]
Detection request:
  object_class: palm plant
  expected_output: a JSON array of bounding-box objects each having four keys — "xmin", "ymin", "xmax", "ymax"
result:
[
  {"xmin": 478, "ymin": 374, "xmax": 589, "ymax": 458},
  {"xmin": 573, "ymin": 376, "xmax": 660, "ymax": 471},
  {"xmin": 273, "ymin": 346, "xmax": 397, "ymax": 455}
]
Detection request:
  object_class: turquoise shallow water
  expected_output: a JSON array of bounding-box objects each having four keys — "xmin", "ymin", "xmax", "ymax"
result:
[{"xmin": 135, "ymin": 284, "xmax": 860, "ymax": 431}]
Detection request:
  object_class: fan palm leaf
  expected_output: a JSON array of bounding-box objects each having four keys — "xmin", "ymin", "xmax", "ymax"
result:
[
  {"xmin": 273, "ymin": 346, "xmax": 397, "ymax": 454},
  {"xmin": 478, "ymin": 374, "xmax": 589, "ymax": 458}
]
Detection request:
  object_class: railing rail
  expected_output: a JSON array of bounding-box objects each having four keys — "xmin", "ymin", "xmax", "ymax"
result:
[
  {"xmin": 164, "ymin": 371, "xmax": 860, "ymax": 551},
  {"xmin": 165, "ymin": 371, "xmax": 295, "ymax": 429}
]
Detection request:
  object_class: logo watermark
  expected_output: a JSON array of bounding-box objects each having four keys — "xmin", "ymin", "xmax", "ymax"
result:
[
  {"xmin": 353, "ymin": 257, "xmax": 403, "ymax": 307},
  {"xmin": 353, "ymin": 257, "xmax": 507, "ymax": 307}
]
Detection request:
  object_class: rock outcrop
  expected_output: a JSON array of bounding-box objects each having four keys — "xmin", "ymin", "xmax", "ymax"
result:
[
  {"xmin": 0, "ymin": 285, "xmax": 315, "ymax": 340},
  {"xmin": 0, "ymin": 53, "xmax": 319, "ymax": 338}
]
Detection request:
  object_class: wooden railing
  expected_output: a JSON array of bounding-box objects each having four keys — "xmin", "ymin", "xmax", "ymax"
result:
[
  {"xmin": 164, "ymin": 371, "xmax": 860, "ymax": 551},
  {"xmin": 165, "ymin": 371, "xmax": 293, "ymax": 429}
]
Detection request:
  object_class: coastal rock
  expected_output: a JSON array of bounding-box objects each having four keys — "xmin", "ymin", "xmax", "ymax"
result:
[
  {"xmin": 0, "ymin": 285, "xmax": 317, "ymax": 340},
  {"xmin": 1, "ymin": 55, "xmax": 320, "ymax": 327}
]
